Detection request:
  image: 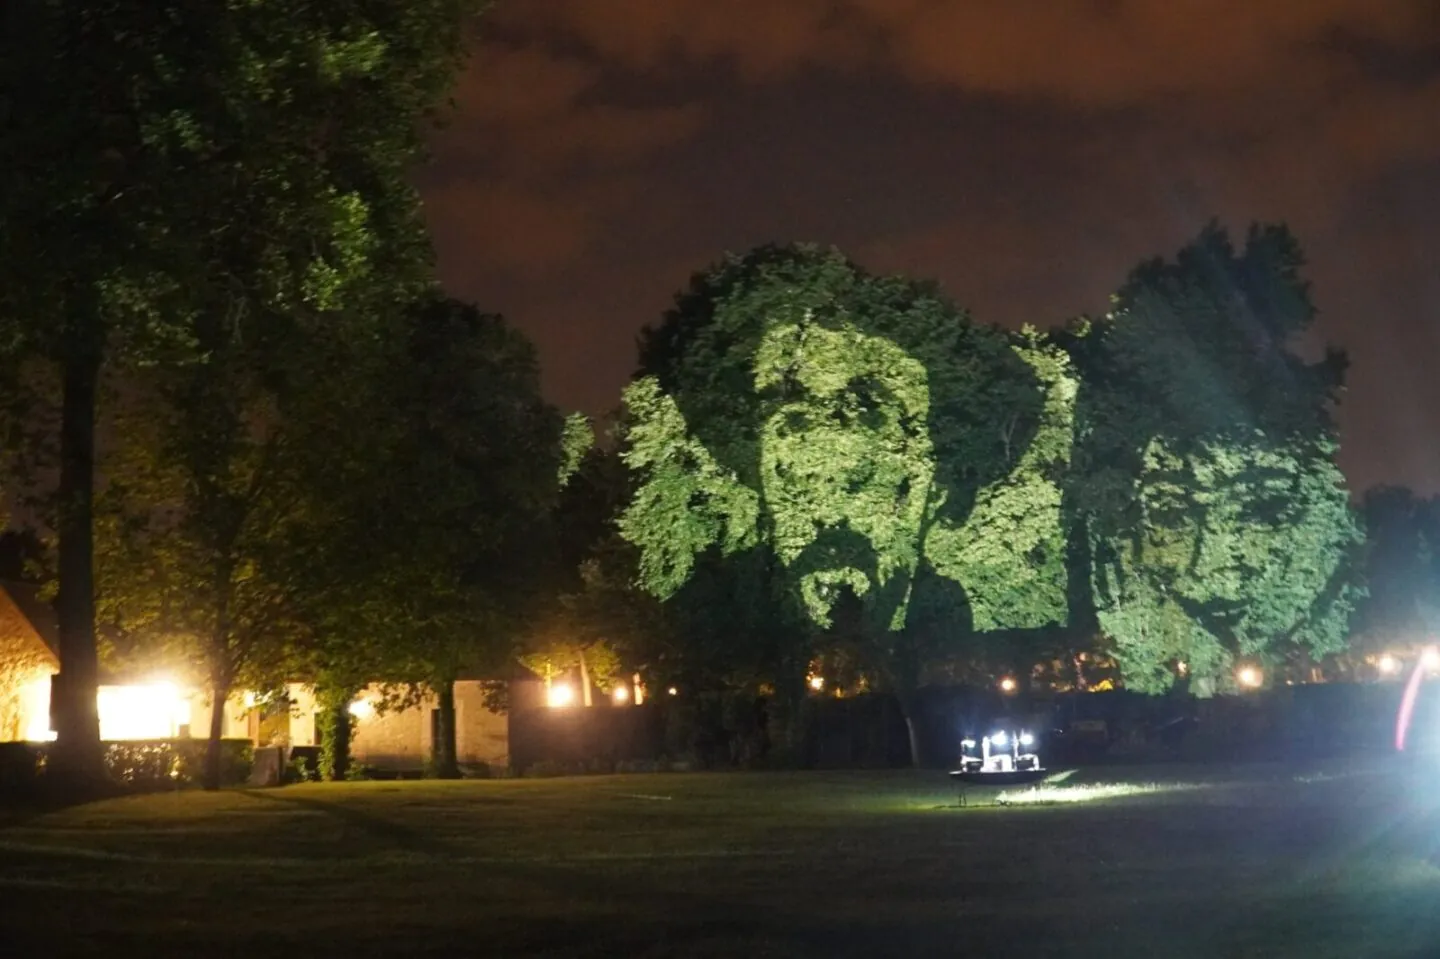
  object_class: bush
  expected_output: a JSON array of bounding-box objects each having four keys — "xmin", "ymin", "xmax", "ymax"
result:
[
  {"xmin": 287, "ymin": 746, "xmax": 321, "ymax": 782},
  {"xmin": 104, "ymin": 739, "xmax": 253, "ymax": 790},
  {"xmin": 0, "ymin": 741, "xmax": 46, "ymax": 803},
  {"xmin": 0, "ymin": 738, "xmax": 254, "ymax": 803}
]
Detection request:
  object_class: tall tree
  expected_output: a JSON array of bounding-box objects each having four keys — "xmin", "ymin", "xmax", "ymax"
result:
[
  {"xmin": 292, "ymin": 298, "xmax": 565, "ymax": 778},
  {"xmin": 622, "ymin": 244, "xmax": 1058, "ymax": 764},
  {"xmin": 1064, "ymin": 223, "xmax": 1363, "ymax": 692},
  {"xmin": 1354, "ymin": 486, "xmax": 1440, "ymax": 659},
  {"xmin": 0, "ymin": 0, "xmax": 479, "ymax": 786}
]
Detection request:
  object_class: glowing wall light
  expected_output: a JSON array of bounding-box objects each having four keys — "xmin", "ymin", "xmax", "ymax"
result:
[
  {"xmin": 612, "ymin": 685, "xmax": 629, "ymax": 705},
  {"xmin": 347, "ymin": 697, "xmax": 375, "ymax": 720},
  {"xmin": 97, "ymin": 682, "xmax": 189, "ymax": 740},
  {"xmin": 21, "ymin": 675, "xmax": 55, "ymax": 742},
  {"xmin": 547, "ymin": 683, "xmax": 575, "ymax": 708},
  {"xmin": 1236, "ymin": 666, "xmax": 1263, "ymax": 689}
]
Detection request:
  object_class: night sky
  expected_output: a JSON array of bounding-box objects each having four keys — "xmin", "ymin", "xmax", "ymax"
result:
[{"xmin": 419, "ymin": 1, "xmax": 1440, "ymax": 494}]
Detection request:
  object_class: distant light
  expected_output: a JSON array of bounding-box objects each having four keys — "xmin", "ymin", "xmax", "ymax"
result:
[
  {"xmin": 348, "ymin": 698, "xmax": 375, "ymax": 719},
  {"xmin": 990, "ymin": 731, "xmax": 1009, "ymax": 747},
  {"xmin": 808, "ymin": 675, "xmax": 825, "ymax": 692},
  {"xmin": 1176, "ymin": 661, "xmax": 1189, "ymax": 676},
  {"xmin": 1019, "ymin": 732, "xmax": 1034, "ymax": 746},
  {"xmin": 999, "ymin": 677, "xmax": 1017, "ymax": 693},
  {"xmin": 667, "ymin": 686, "xmax": 678, "ymax": 697},
  {"xmin": 1237, "ymin": 666, "xmax": 1262, "ymax": 689},
  {"xmin": 1378, "ymin": 654, "xmax": 1400, "ymax": 676},
  {"xmin": 547, "ymin": 683, "xmax": 575, "ymax": 708},
  {"xmin": 1422, "ymin": 648, "xmax": 1440, "ymax": 672},
  {"xmin": 612, "ymin": 685, "xmax": 629, "ymax": 704},
  {"xmin": 961, "ymin": 739, "xmax": 976, "ymax": 749}
]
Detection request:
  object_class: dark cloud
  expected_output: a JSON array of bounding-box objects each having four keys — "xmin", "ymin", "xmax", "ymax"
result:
[{"xmin": 421, "ymin": 0, "xmax": 1440, "ymax": 492}]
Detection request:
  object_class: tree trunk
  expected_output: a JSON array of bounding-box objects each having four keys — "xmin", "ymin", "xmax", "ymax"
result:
[
  {"xmin": 204, "ymin": 680, "xmax": 230, "ymax": 791},
  {"xmin": 326, "ymin": 697, "xmax": 351, "ymax": 781},
  {"xmin": 895, "ymin": 688, "xmax": 924, "ymax": 768},
  {"xmin": 51, "ymin": 343, "xmax": 104, "ymax": 791},
  {"xmin": 766, "ymin": 663, "xmax": 810, "ymax": 768},
  {"xmin": 431, "ymin": 679, "xmax": 460, "ymax": 779},
  {"xmin": 578, "ymin": 649, "xmax": 592, "ymax": 707}
]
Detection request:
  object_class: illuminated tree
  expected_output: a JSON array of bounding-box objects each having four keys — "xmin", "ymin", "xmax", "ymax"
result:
[
  {"xmin": 621, "ymin": 245, "xmax": 1063, "ymax": 764},
  {"xmin": 1065, "ymin": 223, "xmax": 1363, "ymax": 693}
]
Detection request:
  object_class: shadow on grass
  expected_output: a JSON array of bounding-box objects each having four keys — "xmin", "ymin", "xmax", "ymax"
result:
[{"xmin": 236, "ymin": 788, "xmax": 457, "ymax": 857}]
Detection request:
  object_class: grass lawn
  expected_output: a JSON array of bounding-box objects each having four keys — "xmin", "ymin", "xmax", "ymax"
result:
[{"xmin": 4, "ymin": 759, "xmax": 1440, "ymax": 957}]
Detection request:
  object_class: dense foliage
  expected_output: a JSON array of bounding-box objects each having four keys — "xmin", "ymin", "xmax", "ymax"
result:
[{"xmin": 619, "ymin": 229, "xmax": 1363, "ymax": 750}]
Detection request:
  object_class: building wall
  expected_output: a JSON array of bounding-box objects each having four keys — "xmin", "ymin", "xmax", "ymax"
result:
[
  {"xmin": 0, "ymin": 589, "xmax": 59, "ymax": 742},
  {"xmin": 285, "ymin": 681, "xmax": 514, "ymax": 771}
]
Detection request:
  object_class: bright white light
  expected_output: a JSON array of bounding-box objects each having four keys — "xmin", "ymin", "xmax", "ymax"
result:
[
  {"xmin": 97, "ymin": 683, "xmax": 187, "ymax": 740},
  {"xmin": 243, "ymin": 690, "xmax": 257, "ymax": 708},
  {"xmin": 347, "ymin": 698, "xmax": 375, "ymax": 719},
  {"xmin": 808, "ymin": 675, "xmax": 825, "ymax": 691},
  {"xmin": 21, "ymin": 675, "xmax": 54, "ymax": 742},
  {"xmin": 1176, "ymin": 661, "xmax": 1189, "ymax": 676},
  {"xmin": 1378, "ymin": 654, "xmax": 1400, "ymax": 676},
  {"xmin": 997, "ymin": 782, "xmax": 1197, "ymax": 806},
  {"xmin": 998, "ymin": 677, "xmax": 1017, "ymax": 693},
  {"xmin": 961, "ymin": 739, "xmax": 976, "ymax": 749},
  {"xmin": 612, "ymin": 685, "xmax": 630, "ymax": 704},
  {"xmin": 667, "ymin": 686, "xmax": 678, "ymax": 697},
  {"xmin": 990, "ymin": 731, "xmax": 1008, "ymax": 747},
  {"xmin": 547, "ymin": 683, "xmax": 575, "ymax": 708},
  {"xmin": 1019, "ymin": 732, "xmax": 1034, "ymax": 746},
  {"xmin": 1237, "ymin": 666, "xmax": 1262, "ymax": 689},
  {"xmin": 1422, "ymin": 648, "xmax": 1440, "ymax": 672}
]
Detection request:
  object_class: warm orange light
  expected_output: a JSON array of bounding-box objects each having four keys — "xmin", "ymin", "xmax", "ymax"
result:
[
  {"xmin": 612, "ymin": 685, "xmax": 629, "ymax": 704},
  {"xmin": 547, "ymin": 683, "xmax": 575, "ymax": 708},
  {"xmin": 999, "ymin": 677, "xmax": 1017, "ymax": 693},
  {"xmin": 1237, "ymin": 666, "xmax": 1262, "ymax": 689},
  {"xmin": 808, "ymin": 675, "xmax": 825, "ymax": 692}
]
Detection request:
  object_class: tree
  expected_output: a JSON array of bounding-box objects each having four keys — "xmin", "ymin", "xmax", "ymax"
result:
[
  {"xmin": 622, "ymin": 244, "xmax": 1059, "ymax": 764},
  {"xmin": 95, "ymin": 341, "xmax": 318, "ymax": 789},
  {"xmin": 0, "ymin": 0, "xmax": 481, "ymax": 787},
  {"xmin": 1063, "ymin": 223, "xmax": 1363, "ymax": 693},
  {"xmin": 1354, "ymin": 486, "xmax": 1440, "ymax": 661},
  {"xmin": 292, "ymin": 298, "xmax": 565, "ymax": 778}
]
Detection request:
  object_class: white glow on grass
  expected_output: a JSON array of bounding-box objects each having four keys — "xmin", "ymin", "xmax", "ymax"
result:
[{"xmin": 996, "ymin": 782, "xmax": 1196, "ymax": 806}]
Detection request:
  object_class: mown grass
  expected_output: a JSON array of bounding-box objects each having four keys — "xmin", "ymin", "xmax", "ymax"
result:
[{"xmin": 3, "ymin": 759, "xmax": 1439, "ymax": 958}]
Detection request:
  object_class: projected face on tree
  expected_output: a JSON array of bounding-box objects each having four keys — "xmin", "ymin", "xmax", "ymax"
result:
[{"xmin": 754, "ymin": 321, "xmax": 936, "ymax": 628}]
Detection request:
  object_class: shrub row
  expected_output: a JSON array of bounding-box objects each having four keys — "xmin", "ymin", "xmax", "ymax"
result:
[{"xmin": 0, "ymin": 738, "xmax": 253, "ymax": 804}]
